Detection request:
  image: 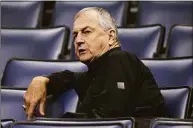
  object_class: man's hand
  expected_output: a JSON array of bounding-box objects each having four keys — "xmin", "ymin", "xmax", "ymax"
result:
[{"xmin": 23, "ymin": 76, "xmax": 49, "ymax": 120}]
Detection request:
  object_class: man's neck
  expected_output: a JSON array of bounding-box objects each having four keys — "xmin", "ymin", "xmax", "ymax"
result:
[
  {"xmin": 89, "ymin": 44, "xmax": 120, "ymax": 64},
  {"xmin": 83, "ymin": 42, "xmax": 120, "ymax": 66}
]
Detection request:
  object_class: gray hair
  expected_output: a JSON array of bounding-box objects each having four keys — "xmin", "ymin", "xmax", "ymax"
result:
[{"xmin": 75, "ymin": 7, "xmax": 119, "ymax": 44}]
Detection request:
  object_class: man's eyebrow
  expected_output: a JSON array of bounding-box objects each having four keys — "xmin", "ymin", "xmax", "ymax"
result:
[
  {"xmin": 72, "ymin": 31, "xmax": 77, "ymax": 36},
  {"xmin": 83, "ymin": 26, "xmax": 94, "ymax": 31}
]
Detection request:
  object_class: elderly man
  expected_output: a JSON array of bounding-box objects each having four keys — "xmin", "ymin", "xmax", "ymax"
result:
[{"xmin": 24, "ymin": 7, "xmax": 168, "ymax": 120}]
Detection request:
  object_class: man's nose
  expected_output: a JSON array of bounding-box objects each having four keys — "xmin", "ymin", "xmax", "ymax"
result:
[{"xmin": 75, "ymin": 32, "xmax": 84, "ymax": 45}]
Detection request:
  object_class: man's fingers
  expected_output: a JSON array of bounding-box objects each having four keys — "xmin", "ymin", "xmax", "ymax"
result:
[
  {"xmin": 27, "ymin": 115, "xmax": 33, "ymax": 120},
  {"xmin": 27, "ymin": 102, "xmax": 36, "ymax": 120},
  {"xmin": 23, "ymin": 93, "xmax": 30, "ymax": 114},
  {"xmin": 24, "ymin": 76, "xmax": 49, "ymax": 120},
  {"xmin": 39, "ymin": 97, "xmax": 46, "ymax": 116}
]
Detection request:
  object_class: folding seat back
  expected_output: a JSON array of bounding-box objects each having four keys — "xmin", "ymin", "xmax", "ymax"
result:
[
  {"xmin": 52, "ymin": 1, "xmax": 128, "ymax": 28},
  {"xmin": 12, "ymin": 121, "xmax": 124, "ymax": 128},
  {"xmin": 150, "ymin": 118, "xmax": 193, "ymax": 128},
  {"xmin": 52, "ymin": 1, "xmax": 129, "ymax": 51},
  {"xmin": 0, "ymin": 27, "xmax": 69, "ymax": 74},
  {"xmin": 142, "ymin": 57, "xmax": 193, "ymax": 87},
  {"xmin": 1, "ymin": 59, "xmax": 88, "ymax": 117},
  {"xmin": 1, "ymin": 88, "xmax": 38, "ymax": 121},
  {"xmin": 2, "ymin": 59, "xmax": 87, "ymax": 87},
  {"xmin": 34, "ymin": 117, "xmax": 135, "ymax": 128},
  {"xmin": 1, "ymin": 119, "xmax": 15, "ymax": 128},
  {"xmin": 166, "ymin": 25, "xmax": 193, "ymax": 57},
  {"xmin": 138, "ymin": 1, "xmax": 193, "ymax": 47},
  {"xmin": 1, "ymin": 86, "xmax": 73, "ymax": 120},
  {"xmin": 1, "ymin": 1, "xmax": 43, "ymax": 28},
  {"xmin": 71, "ymin": 25, "xmax": 164, "ymax": 59},
  {"xmin": 160, "ymin": 87, "xmax": 192, "ymax": 118},
  {"xmin": 51, "ymin": 89, "xmax": 79, "ymax": 118},
  {"xmin": 118, "ymin": 25, "xmax": 164, "ymax": 58}
]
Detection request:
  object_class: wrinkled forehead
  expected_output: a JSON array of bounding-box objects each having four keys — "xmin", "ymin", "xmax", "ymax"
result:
[{"xmin": 73, "ymin": 10, "xmax": 101, "ymax": 31}]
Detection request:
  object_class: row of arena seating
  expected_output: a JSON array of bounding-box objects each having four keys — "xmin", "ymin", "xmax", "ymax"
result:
[
  {"xmin": 1, "ymin": 58, "xmax": 192, "ymax": 88},
  {"xmin": 1, "ymin": 117, "xmax": 193, "ymax": 128},
  {"xmin": 2, "ymin": 1, "xmax": 192, "ymax": 29},
  {"xmin": 1, "ymin": 1, "xmax": 192, "ymax": 51},
  {"xmin": 1, "ymin": 86, "xmax": 192, "ymax": 120},
  {"xmin": 1, "ymin": 25, "xmax": 192, "ymax": 74},
  {"xmin": 1, "ymin": 58, "xmax": 193, "ymax": 120}
]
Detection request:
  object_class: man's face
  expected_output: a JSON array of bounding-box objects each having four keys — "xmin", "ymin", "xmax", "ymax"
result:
[{"xmin": 73, "ymin": 11, "xmax": 110, "ymax": 64}]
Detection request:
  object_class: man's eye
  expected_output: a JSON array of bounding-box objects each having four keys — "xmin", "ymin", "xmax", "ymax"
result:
[{"xmin": 84, "ymin": 30, "xmax": 91, "ymax": 34}]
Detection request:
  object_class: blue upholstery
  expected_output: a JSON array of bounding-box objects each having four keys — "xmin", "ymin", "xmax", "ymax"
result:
[
  {"xmin": 52, "ymin": 1, "xmax": 129, "ymax": 51},
  {"xmin": 13, "ymin": 122, "xmax": 123, "ymax": 128},
  {"xmin": 160, "ymin": 87, "xmax": 192, "ymax": 118},
  {"xmin": 138, "ymin": 1, "xmax": 193, "ymax": 47},
  {"xmin": 1, "ymin": 59, "xmax": 88, "ymax": 117},
  {"xmin": 1, "ymin": 88, "xmax": 77, "ymax": 121},
  {"xmin": 1, "ymin": 88, "xmax": 28, "ymax": 121},
  {"xmin": 150, "ymin": 118, "xmax": 193, "ymax": 128},
  {"xmin": 1, "ymin": 1, "xmax": 43, "ymax": 28},
  {"xmin": 0, "ymin": 27, "xmax": 69, "ymax": 74},
  {"xmin": 166, "ymin": 25, "xmax": 193, "ymax": 57},
  {"xmin": 118, "ymin": 25, "xmax": 164, "ymax": 58},
  {"xmin": 2, "ymin": 59, "xmax": 87, "ymax": 87},
  {"xmin": 142, "ymin": 57, "xmax": 193, "ymax": 87},
  {"xmin": 51, "ymin": 89, "xmax": 79, "ymax": 118},
  {"xmin": 1, "ymin": 119, "xmax": 15, "ymax": 128},
  {"xmin": 34, "ymin": 117, "xmax": 134, "ymax": 128},
  {"xmin": 1, "ymin": 87, "xmax": 53, "ymax": 121},
  {"xmin": 52, "ymin": 2, "xmax": 128, "ymax": 27}
]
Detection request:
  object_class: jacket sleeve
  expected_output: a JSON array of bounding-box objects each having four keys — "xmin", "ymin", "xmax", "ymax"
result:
[
  {"xmin": 90, "ymin": 52, "xmax": 142, "ymax": 118},
  {"xmin": 46, "ymin": 70, "xmax": 78, "ymax": 98}
]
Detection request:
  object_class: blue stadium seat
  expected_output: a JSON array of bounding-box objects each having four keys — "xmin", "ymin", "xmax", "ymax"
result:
[
  {"xmin": 1, "ymin": 59, "xmax": 87, "ymax": 87},
  {"xmin": 71, "ymin": 25, "xmax": 164, "ymax": 59},
  {"xmin": 52, "ymin": 1, "xmax": 129, "ymax": 51},
  {"xmin": 160, "ymin": 86, "xmax": 192, "ymax": 118},
  {"xmin": 1, "ymin": 59, "xmax": 88, "ymax": 118},
  {"xmin": 0, "ymin": 27, "xmax": 69, "ymax": 74},
  {"xmin": 0, "ymin": 86, "xmax": 69, "ymax": 120},
  {"xmin": 1, "ymin": 119, "xmax": 15, "ymax": 128},
  {"xmin": 166, "ymin": 25, "xmax": 193, "ymax": 57},
  {"xmin": 34, "ymin": 117, "xmax": 134, "ymax": 128},
  {"xmin": 150, "ymin": 118, "xmax": 193, "ymax": 128},
  {"xmin": 142, "ymin": 57, "xmax": 193, "ymax": 87},
  {"xmin": 12, "ymin": 121, "xmax": 124, "ymax": 128},
  {"xmin": 138, "ymin": 1, "xmax": 193, "ymax": 47},
  {"xmin": 51, "ymin": 89, "xmax": 79, "ymax": 118},
  {"xmin": 118, "ymin": 25, "xmax": 164, "ymax": 58},
  {"xmin": 1, "ymin": 87, "xmax": 31, "ymax": 121},
  {"xmin": 1, "ymin": 1, "xmax": 43, "ymax": 28}
]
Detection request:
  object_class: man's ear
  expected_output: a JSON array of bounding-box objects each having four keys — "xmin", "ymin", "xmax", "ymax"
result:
[{"xmin": 107, "ymin": 29, "xmax": 116, "ymax": 46}]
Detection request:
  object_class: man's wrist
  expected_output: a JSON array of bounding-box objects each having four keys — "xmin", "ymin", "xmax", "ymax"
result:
[{"xmin": 32, "ymin": 76, "xmax": 49, "ymax": 85}]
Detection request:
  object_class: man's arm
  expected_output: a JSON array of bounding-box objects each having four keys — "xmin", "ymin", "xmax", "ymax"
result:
[
  {"xmin": 24, "ymin": 70, "xmax": 78, "ymax": 120},
  {"xmin": 46, "ymin": 70, "xmax": 77, "ymax": 98}
]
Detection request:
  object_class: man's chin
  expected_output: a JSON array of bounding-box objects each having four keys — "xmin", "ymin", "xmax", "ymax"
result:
[{"xmin": 78, "ymin": 56, "xmax": 91, "ymax": 65}]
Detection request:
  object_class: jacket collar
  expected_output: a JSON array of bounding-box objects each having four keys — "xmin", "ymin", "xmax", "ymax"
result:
[{"xmin": 88, "ymin": 47, "xmax": 121, "ymax": 76}]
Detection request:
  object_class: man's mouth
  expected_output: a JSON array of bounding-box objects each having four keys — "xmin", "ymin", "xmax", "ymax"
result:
[{"xmin": 78, "ymin": 49, "xmax": 86, "ymax": 54}]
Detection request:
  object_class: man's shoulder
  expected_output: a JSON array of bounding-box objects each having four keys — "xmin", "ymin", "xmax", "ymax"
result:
[
  {"xmin": 107, "ymin": 49, "xmax": 144, "ymax": 69},
  {"xmin": 108, "ymin": 49, "xmax": 137, "ymax": 60}
]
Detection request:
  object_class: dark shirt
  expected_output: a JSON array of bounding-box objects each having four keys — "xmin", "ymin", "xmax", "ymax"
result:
[{"xmin": 47, "ymin": 47, "xmax": 168, "ymax": 118}]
